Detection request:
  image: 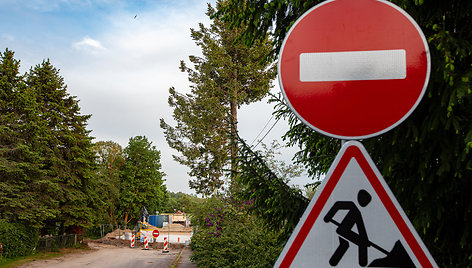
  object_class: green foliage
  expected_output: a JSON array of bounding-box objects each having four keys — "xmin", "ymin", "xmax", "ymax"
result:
[
  {"xmin": 92, "ymin": 141, "xmax": 125, "ymax": 225},
  {"xmin": 26, "ymin": 59, "xmax": 98, "ymax": 230},
  {"xmin": 216, "ymin": 0, "xmax": 319, "ymax": 59},
  {"xmin": 190, "ymin": 196, "xmax": 283, "ymax": 267},
  {"xmin": 1, "ymin": 49, "xmax": 98, "ymax": 232},
  {"xmin": 236, "ymin": 137, "xmax": 310, "ymax": 240},
  {"xmin": 0, "ymin": 219, "xmax": 38, "ymax": 258},
  {"xmin": 218, "ymin": 0, "xmax": 472, "ymax": 266},
  {"xmin": 161, "ymin": 1, "xmax": 275, "ymax": 195},
  {"xmin": 256, "ymin": 139, "xmax": 304, "ymax": 183},
  {"xmin": 118, "ymin": 136, "xmax": 167, "ymax": 225},
  {"xmin": 160, "ymin": 192, "xmax": 202, "ymax": 214},
  {"xmin": 161, "ymin": 86, "xmax": 228, "ymax": 195},
  {"xmin": 0, "ymin": 49, "xmax": 54, "ymax": 228},
  {"xmin": 92, "ymin": 138, "xmax": 172, "ymax": 226}
]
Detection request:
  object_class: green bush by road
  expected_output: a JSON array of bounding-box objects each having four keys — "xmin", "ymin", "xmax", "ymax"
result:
[
  {"xmin": 0, "ymin": 220, "xmax": 38, "ymax": 259},
  {"xmin": 190, "ymin": 195, "xmax": 283, "ymax": 267}
]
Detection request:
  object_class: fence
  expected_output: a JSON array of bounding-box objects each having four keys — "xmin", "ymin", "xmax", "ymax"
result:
[
  {"xmin": 84, "ymin": 224, "xmax": 116, "ymax": 239},
  {"xmin": 35, "ymin": 234, "xmax": 80, "ymax": 252},
  {"xmin": 84, "ymin": 224, "xmax": 134, "ymax": 239},
  {"xmin": 33, "ymin": 224, "xmax": 135, "ymax": 254},
  {"xmin": 1, "ymin": 225, "xmax": 136, "ymax": 258}
]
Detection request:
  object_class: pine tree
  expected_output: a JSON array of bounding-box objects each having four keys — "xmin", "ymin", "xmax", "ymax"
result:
[{"xmin": 161, "ymin": 1, "xmax": 275, "ymax": 195}]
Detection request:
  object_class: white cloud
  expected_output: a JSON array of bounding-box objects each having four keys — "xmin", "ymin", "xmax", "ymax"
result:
[
  {"xmin": 1, "ymin": 34, "xmax": 15, "ymax": 43},
  {"xmin": 59, "ymin": 3, "xmax": 211, "ymax": 194},
  {"xmin": 64, "ymin": 2, "xmax": 315, "ymax": 194},
  {"xmin": 3, "ymin": 0, "xmax": 313, "ymax": 194},
  {"xmin": 73, "ymin": 36, "xmax": 106, "ymax": 53}
]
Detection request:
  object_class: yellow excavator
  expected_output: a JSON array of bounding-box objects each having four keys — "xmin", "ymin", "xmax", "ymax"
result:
[{"xmin": 135, "ymin": 207, "xmax": 158, "ymax": 240}]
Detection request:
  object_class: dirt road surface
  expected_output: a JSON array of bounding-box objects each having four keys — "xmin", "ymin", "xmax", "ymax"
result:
[{"xmin": 18, "ymin": 242, "xmax": 187, "ymax": 268}]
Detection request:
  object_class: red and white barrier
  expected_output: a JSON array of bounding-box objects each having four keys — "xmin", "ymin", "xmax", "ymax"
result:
[
  {"xmin": 163, "ymin": 236, "xmax": 169, "ymax": 253},
  {"xmin": 130, "ymin": 234, "xmax": 135, "ymax": 248},
  {"xmin": 144, "ymin": 235, "xmax": 149, "ymax": 250}
]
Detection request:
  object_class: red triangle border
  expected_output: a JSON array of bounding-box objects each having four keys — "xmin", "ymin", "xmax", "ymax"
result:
[{"xmin": 278, "ymin": 143, "xmax": 435, "ymax": 267}]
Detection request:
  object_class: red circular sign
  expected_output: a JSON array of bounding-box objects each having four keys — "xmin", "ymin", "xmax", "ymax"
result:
[
  {"xmin": 278, "ymin": 0, "xmax": 430, "ymax": 139},
  {"xmin": 152, "ymin": 229, "xmax": 159, "ymax": 238}
]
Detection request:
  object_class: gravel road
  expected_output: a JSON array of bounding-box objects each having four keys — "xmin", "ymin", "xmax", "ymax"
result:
[{"xmin": 18, "ymin": 242, "xmax": 185, "ymax": 268}]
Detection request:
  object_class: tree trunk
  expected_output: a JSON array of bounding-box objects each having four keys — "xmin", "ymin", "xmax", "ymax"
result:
[
  {"xmin": 229, "ymin": 48, "xmax": 240, "ymax": 190},
  {"xmin": 110, "ymin": 206, "xmax": 118, "ymax": 228},
  {"xmin": 230, "ymin": 70, "xmax": 239, "ymax": 186}
]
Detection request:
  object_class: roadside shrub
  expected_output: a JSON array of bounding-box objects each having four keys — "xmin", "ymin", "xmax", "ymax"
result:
[
  {"xmin": 83, "ymin": 225, "xmax": 104, "ymax": 240},
  {"xmin": 190, "ymin": 195, "xmax": 283, "ymax": 267},
  {"xmin": 0, "ymin": 219, "xmax": 38, "ymax": 258}
]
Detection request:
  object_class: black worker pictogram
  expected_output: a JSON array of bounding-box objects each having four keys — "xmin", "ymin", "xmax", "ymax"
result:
[{"xmin": 324, "ymin": 189, "xmax": 416, "ymax": 267}]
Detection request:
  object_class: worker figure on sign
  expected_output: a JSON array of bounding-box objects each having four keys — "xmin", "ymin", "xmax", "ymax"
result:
[{"xmin": 323, "ymin": 189, "xmax": 372, "ymax": 267}]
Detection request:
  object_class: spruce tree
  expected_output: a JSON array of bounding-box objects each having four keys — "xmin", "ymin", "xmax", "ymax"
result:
[
  {"xmin": 26, "ymin": 60, "xmax": 98, "ymax": 231},
  {"xmin": 0, "ymin": 49, "xmax": 54, "ymax": 228}
]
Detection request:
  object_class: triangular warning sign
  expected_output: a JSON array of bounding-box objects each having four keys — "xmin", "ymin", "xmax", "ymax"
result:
[{"xmin": 275, "ymin": 141, "xmax": 437, "ymax": 268}]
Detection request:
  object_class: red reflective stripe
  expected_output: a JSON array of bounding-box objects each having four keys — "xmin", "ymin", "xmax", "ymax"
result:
[{"xmin": 279, "ymin": 146, "xmax": 351, "ymax": 267}]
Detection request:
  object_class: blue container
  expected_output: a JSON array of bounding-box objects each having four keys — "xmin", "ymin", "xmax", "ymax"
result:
[
  {"xmin": 149, "ymin": 215, "xmax": 167, "ymax": 228},
  {"xmin": 149, "ymin": 215, "xmax": 158, "ymax": 227},
  {"xmin": 158, "ymin": 215, "xmax": 166, "ymax": 227}
]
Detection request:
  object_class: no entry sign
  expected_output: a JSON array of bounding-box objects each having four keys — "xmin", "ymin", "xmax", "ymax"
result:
[{"xmin": 278, "ymin": 0, "xmax": 430, "ymax": 139}]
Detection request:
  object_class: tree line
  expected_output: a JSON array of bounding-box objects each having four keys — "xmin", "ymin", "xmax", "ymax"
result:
[{"xmin": 0, "ymin": 49, "xmax": 169, "ymax": 237}]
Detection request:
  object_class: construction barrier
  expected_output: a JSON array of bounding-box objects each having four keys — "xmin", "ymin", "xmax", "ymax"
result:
[
  {"xmin": 140, "ymin": 230, "xmax": 155, "ymax": 242},
  {"xmin": 130, "ymin": 234, "xmax": 135, "ymax": 248},
  {"xmin": 144, "ymin": 236, "xmax": 149, "ymax": 250},
  {"xmin": 163, "ymin": 237, "xmax": 169, "ymax": 253}
]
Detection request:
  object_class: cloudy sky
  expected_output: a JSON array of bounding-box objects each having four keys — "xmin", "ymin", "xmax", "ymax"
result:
[{"xmin": 0, "ymin": 0, "xmax": 311, "ymax": 194}]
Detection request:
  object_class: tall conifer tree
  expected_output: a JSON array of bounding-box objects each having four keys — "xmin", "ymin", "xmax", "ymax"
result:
[
  {"xmin": 26, "ymin": 59, "xmax": 98, "ymax": 231},
  {"xmin": 161, "ymin": 1, "xmax": 275, "ymax": 195},
  {"xmin": 0, "ymin": 49, "xmax": 53, "ymax": 227}
]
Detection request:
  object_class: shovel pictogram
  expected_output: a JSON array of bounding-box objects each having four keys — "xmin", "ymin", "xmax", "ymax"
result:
[
  {"xmin": 324, "ymin": 189, "xmax": 416, "ymax": 268},
  {"xmin": 328, "ymin": 219, "xmax": 416, "ymax": 267}
]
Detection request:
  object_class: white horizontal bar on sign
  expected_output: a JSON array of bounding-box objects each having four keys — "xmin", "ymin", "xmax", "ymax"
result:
[{"xmin": 299, "ymin": 49, "xmax": 406, "ymax": 82}]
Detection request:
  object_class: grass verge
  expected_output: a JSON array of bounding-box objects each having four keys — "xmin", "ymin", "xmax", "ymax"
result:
[
  {"xmin": 169, "ymin": 247, "xmax": 184, "ymax": 268},
  {"xmin": 0, "ymin": 243, "xmax": 90, "ymax": 268}
]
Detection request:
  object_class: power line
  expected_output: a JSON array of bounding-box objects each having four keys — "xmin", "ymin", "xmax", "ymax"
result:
[
  {"xmin": 251, "ymin": 117, "xmax": 281, "ymax": 150},
  {"xmin": 250, "ymin": 114, "xmax": 274, "ymax": 146}
]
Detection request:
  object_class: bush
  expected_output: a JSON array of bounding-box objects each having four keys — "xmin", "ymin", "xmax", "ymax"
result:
[
  {"xmin": 0, "ymin": 219, "xmax": 38, "ymax": 258},
  {"xmin": 190, "ymin": 196, "xmax": 283, "ymax": 267}
]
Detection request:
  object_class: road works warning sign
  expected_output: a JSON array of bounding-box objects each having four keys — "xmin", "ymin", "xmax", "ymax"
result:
[{"xmin": 274, "ymin": 141, "xmax": 437, "ymax": 268}]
